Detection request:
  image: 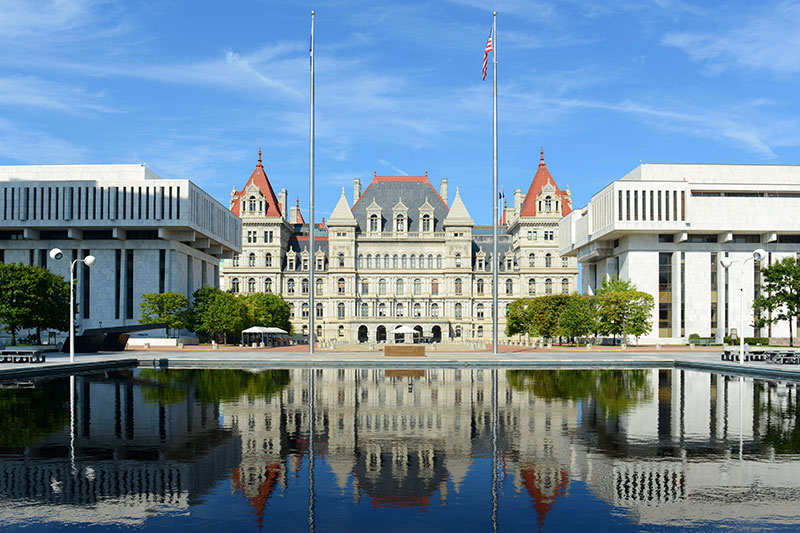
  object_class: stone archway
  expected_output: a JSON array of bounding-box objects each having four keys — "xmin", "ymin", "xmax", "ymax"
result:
[
  {"xmin": 432, "ymin": 325, "xmax": 442, "ymax": 343},
  {"xmin": 414, "ymin": 325, "xmax": 423, "ymax": 343},
  {"xmin": 376, "ymin": 325, "xmax": 387, "ymax": 343},
  {"xmin": 358, "ymin": 325, "xmax": 369, "ymax": 343}
]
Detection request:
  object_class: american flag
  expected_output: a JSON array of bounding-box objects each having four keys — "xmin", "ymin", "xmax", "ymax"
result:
[{"xmin": 482, "ymin": 27, "xmax": 493, "ymax": 80}]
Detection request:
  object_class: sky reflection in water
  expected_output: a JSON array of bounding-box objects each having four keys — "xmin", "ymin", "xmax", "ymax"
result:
[{"xmin": 1, "ymin": 367, "xmax": 799, "ymax": 532}]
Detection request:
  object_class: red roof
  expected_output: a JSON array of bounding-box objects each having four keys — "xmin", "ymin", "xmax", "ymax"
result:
[
  {"xmin": 499, "ymin": 198, "xmax": 508, "ymax": 226},
  {"xmin": 519, "ymin": 149, "xmax": 572, "ymax": 217},
  {"xmin": 230, "ymin": 149, "xmax": 283, "ymax": 217},
  {"xmin": 231, "ymin": 463, "xmax": 282, "ymax": 531},
  {"xmin": 294, "ymin": 197, "xmax": 305, "ymax": 224},
  {"xmin": 520, "ymin": 463, "xmax": 570, "ymax": 529}
]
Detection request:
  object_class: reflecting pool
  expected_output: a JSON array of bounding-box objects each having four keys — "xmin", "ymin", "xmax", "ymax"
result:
[{"xmin": 1, "ymin": 368, "xmax": 800, "ymax": 531}]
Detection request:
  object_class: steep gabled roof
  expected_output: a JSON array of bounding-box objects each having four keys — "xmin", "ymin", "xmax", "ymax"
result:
[
  {"xmin": 230, "ymin": 149, "xmax": 282, "ymax": 217},
  {"xmin": 443, "ymin": 187, "xmax": 474, "ymax": 227},
  {"xmin": 519, "ymin": 149, "xmax": 572, "ymax": 217},
  {"xmin": 328, "ymin": 187, "xmax": 357, "ymax": 226},
  {"xmin": 351, "ymin": 173, "xmax": 449, "ymax": 231}
]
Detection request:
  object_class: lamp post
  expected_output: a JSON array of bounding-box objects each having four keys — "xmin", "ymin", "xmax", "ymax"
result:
[
  {"xmin": 720, "ymin": 248, "xmax": 766, "ymax": 365},
  {"xmin": 50, "ymin": 249, "xmax": 97, "ymax": 363}
]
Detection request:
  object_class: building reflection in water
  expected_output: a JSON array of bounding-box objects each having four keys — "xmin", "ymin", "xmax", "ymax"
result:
[{"xmin": 2, "ymin": 367, "xmax": 800, "ymax": 529}]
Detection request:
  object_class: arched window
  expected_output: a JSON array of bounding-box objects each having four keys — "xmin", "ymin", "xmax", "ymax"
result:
[
  {"xmin": 436, "ymin": 255, "xmax": 442, "ymax": 269},
  {"xmin": 562, "ymin": 257, "xmax": 568, "ymax": 268},
  {"xmin": 369, "ymin": 214, "xmax": 379, "ymax": 232},
  {"xmin": 249, "ymin": 196, "xmax": 256, "ymax": 212},
  {"xmin": 384, "ymin": 255, "xmax": 390, "ymax": 268},
  {"xmin": 357, "ymin": 254, "xmax": 363, "ymax": 268},
  {"xmin": 428, "ymin": 255, "xmax": 434, "ymax": 269},
  {"xmin": 248, "ymin": 253, "xmax": 256, "ymax": 267},
  {"xmin": 545, "ymin": 253, "xmax": 552, "ymax": 268},
  {"xmin": 455, "ymin": 325, "xmax": 462, "ymax": 337},
  {"xmin": 302, "ymin": 278, "xmax": 309, "ymax": 294},
  {"xmin": 562, "ymin": 278, "xmax": 569, "ymax": 294},
  {"xmin": 302, "ymin": 303, "xmax": 309, "ymax": 318},
  {"xmin": 431, "ymin": 279, "xmax": 439, "ymax": 295},
  {"xmin": 316, "ymin": 303, "xmax": 323, "ymax": 318},
  {"xmin": 419, "ymin": 255, "xmax": 425, "ymax": 269},
  {"xmin": 410, "ymin": 255, "xmax": 416, "ymax": 268},
  {"xmin": 528, "ymin": 278, "xmax": 536, "ymax": 295},
  {"xmin": 455, "ymin": 253, "xmax": 462, "ymax": 268},
  {"xmin": 361, "ymin": 303, "xmax": 369, "ymax": 317},
  {"xmin": 287, "ymin": 279, "xmax": 295, "ymax": 294},
  {"xmin": 378, "ymin": 303, "xmax": 387, "ymax": 317},
  {"xmin": 422, "ymin": 214, "xmax": 431, "ymax": 232},
  {"xmin": 338, "ymin": 325, "xmax": 345, "ymax": 337},
  {"xmin": 477, "ymin": 325, "xmax": 484, "ymax": 337},
  {"xmin": 455, "ymin": 278, "xmax": 462, "ymax": 295},
  {"xmin": 396, "ymin": 303, "xmax": 404, "ymax": 317},
  {"xmin": 455, "ymin": 303, "xmax": 462, "ymax": 318},
  {"xmin": 545, "ymin": 195, "xmax": 552, "ymax": 212},
  {"xmin": 231, "ymin": 278, "xmax": 239, "ymax": 293},
  {"xmin": 477, "ymin": 303, "xmax": 484, "ymax": 319},
  {"xmin": 233, "ymin": 255, "xmax": 239, "ymax": 267},
  {"xmin": 264, "ymin": 278, "xmax": 272, "ymax": 292},
  {"xmin": 265, "ymin": 252, "xmax": 272, "ymax": 267},
  {"xmin": 337, "ymin": 303, "xmax": 345, "ymax": 318},
  {"xmin": 431, "ymin": 303, "xmax": 439, "ymax": 317},
  {"xmin": 545, "ymin": 278, "xmax": 552, "ymax": 294},
  {"xmin": 413, "ymin": 303, "xmax": 422, "ymax": 317},
  {"xmin": 396, "ymin": 214, "xmax": 405, "ymax": 232},
  {"xmin": 316, "ymin": 278, "xmax": 324, "ymax": 294},
  {"xmin": 378, "ymin": 278, "xmax": 386, "ymax": 295},
  {"xmin": 396, "ymin": 278, "xmax": 404, "ymax": 295},
  {"xmin": 367, "ymin": 254, "xmax": 372, "ymax": 268},
  {"xmin": 338, "ymin": 253, "xmax": 345, "ymax": 267},
  {"xmin": 402, "ymin": 255, "xmax": 407, "ymax": 268},
  {"xmin": 413, "ymin": 278, "xmax": 421, "ymax": 295},
  {"xmin": 393, "ymin": 255, "xmax": 399, "ymax": 268},
  {"xmin": 337, "ymin": 278, "xmax": 345, "ymax": 294},
  {"xmin": 477, "ymin": 279, "xmax": 484, "ymax": 294},
  {"xmin": 505, "ymin": 279, "xmax": 513, "ymax": 295},
  {"xmin": 361, "ymin": 279, "xmax": 369, "ymax": 295},
  {"xmin": 289, "ymin": 303, "xmax": 295, "ymax": 317},
  {"xmin": 528, "ymin": 253, "xmax": 535, "ymax": 267},
  {"xmin": 316, "ymin": 325, "xmax": 322, "ymax": 338}
]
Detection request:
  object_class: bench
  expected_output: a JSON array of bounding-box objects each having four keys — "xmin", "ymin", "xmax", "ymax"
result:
[{"xmin": 0, "ymin": 350, "xmax": 47, "ymax": 364}]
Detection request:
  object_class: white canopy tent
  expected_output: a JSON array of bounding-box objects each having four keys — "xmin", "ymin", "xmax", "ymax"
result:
[
  {"xmin": 391, "ymin": 325, "xmax": 420, "ymax": 343},
  {"xmin": 242, "ymin": 326, "xmax": 288, "ymax": 346}
]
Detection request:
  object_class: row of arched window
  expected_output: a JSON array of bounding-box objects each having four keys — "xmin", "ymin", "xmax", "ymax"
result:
[
  {"xmin": 285, "ymin": 301, "xmax": 510, "ymax": 320},
  {"xmin": 357, "ymin": 253, "xmax": 444, "ymax": 270},
  {"xmin": 526, "ymin": 253, "xmax": 569, "ymax": 268},
  {"xmin": 368, "ymin": 213, "xmax": 433, "ymax": 233},
  {"xmin": 528, "ymin": 278, "xmax": 570, "ymax": 295}
]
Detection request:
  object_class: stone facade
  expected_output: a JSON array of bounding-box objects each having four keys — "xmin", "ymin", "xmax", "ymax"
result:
[{"xmin": 221, "ymin": 150, "xmax": 577, "ymax": 343}]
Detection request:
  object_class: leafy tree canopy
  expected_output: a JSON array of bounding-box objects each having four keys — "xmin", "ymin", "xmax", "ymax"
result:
[
  {"xmin": 753, "ymin": 256, "xmax": 800, "ymax": 346},
  {"xmin": 139, "ymin": 292, "xmax": 191, "ymax": 337},
  {"xmin": 243, "ymin": 292, "xmax": 293, "ymax": 335},
  {"xmin": 0, "ymin": 263, "xmax": 69, "ymax": 344}
]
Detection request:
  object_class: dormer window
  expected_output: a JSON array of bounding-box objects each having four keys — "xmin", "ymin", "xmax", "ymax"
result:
[
  {"xmin": 370, "ymin": 214, "xmax": 379, "ymax": 232},
  {"xmin": 545, "ymin": 196, "xmax": 552, "ymax": 212},
  {"xmin": 422, "ymin": 214, "xmax": 431, "ymax": 232},
  {"xmin": 249, "ymin": 196, "xmax": 256, "ymax": 212},
  {"xmin": 396, "ymin": 214, "xmax": 405, "ymax": 232}
]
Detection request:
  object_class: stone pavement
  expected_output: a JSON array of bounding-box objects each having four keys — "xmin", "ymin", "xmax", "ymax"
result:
[{"xmin": 2, "ymin": 345, "xmax": 800, "ymax": 381}]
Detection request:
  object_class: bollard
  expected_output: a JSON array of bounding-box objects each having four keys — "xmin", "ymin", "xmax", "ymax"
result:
[
  {"xmin": 585, "ymin": 343, "xmax": 591, "ymax": 350},
  {"xmin": 212, "ymin": 342, "xmax": 219, "ymax": 350},
  {"xmin": 143, "ymin": 342, "xmax": 150, "ymax": 349},
  {"xmin": 178, "ymin": 343, "xmax": 184, "ymax": 350}
]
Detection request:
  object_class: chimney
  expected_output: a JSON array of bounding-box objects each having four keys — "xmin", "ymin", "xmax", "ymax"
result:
[
  {"xmin": 279, "ymin": 188, "xmax": 288, "ymax": 220},
  {"xmin": 290, "ymin": 204, "xmax": 299, "ymax": 223},
  {"xmin": 440, "ymin": 178, "xmax": 448, "ymax": 205},
  {"xmin": 354, "ymin": 178, "xmax": 361, "ymax": 204},
  {"xmin": 514, "ymin": 188, "xmax": 522, "ymax": 214}
]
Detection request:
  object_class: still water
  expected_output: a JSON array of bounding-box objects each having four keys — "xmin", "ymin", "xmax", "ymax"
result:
[{"xmin": 1, "ymin": 367, "xmax": 799, "ymax": 531}]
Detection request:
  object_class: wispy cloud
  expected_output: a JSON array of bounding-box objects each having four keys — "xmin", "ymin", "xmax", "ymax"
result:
[
  {"xmin": 0, "ymin": 75, "xmax": 114, "ymax": 113},
  {"xmin": 0, "ymin": 119, "xmax": 90, "ymax": 163},
  {"xmin": 662, "ymin": 1, "xmax": 800, "ymax": 75},
  {"xmin": 378, "ymin": 160, "xmax": 409, "ymax": 175}
]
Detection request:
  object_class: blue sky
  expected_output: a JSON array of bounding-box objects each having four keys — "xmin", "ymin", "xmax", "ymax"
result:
[{"xmin": 2, "ymin": 0, "xmax": 800, "ymax": 223}]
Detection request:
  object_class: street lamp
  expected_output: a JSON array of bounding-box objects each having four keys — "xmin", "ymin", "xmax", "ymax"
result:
[
  {"xmin": 720, "ymin": 248, "xmax": 766, "ymax": 365},
  {"xmin": 50, "ymin": 248, "xmax": 97, "ymax": 363}
]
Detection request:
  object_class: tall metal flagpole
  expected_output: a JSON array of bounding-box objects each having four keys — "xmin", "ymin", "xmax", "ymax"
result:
[
  {"xmin": 492, "ymin": 12, "xmax": 499, "ymax": 355},
  {"xmin": 309, "ymin": 10, "xmax": 316, "ymax": 355}
]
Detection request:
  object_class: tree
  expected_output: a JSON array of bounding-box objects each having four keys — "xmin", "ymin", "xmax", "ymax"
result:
[
  {"xmin": 0, "ymin": 263, "xmax": 69, "ymax": 345},
  {"xmin": 192, "ymin": 290, "xmax": 250, "ymax": 343},
  {"xmin": 189, "ymin": 285, "xmax": 221, "ymax": 336},
  {"xmin": 595, "ymin": 274, "xmax": 636, "ymax": 295},
  {"xmin": 243, "ymin": 293, "xmax": 293, "ymax": 335},
  {"xmin": 753, "ymin": 256, "xmax": 800, "ymax": 346},
  {"xmin": 531, "ymin": 294, "xmax": 572, "ymax": 341},
  {"xmin": 139, "ymin": 292, "xmax": 191, "ymax": 338},
  {"xmin": 558, "ymin": 295, "xmax": 597, "ymax": 342},
  {"xmin": 597, "ymin": 290, "xmax": 654, "ymax": 345},
  {"xmin": 505, "ymin": 298, "xmax": 535, "ymax": 337}
]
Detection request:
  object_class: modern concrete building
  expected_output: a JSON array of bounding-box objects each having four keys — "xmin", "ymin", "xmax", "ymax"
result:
[
  {"xmin": 0, "ymin": 164, "xmax": 241, "ymax": 343},
  {"xmin": 221, "ymin": 149, "xmax": 578, "ymax": 343},
  {"xmin": 559, "ymin": 163, "xmax": 800, "ymax": 344}
]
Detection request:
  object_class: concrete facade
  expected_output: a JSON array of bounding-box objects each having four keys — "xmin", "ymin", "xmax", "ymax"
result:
[
  {"xmin": 559, "ymin": 163, "xmax": 800, "ymax": 344},
  {"xmin": 0, "ymin": 164, "xmax": 241, "ymax": 343}
]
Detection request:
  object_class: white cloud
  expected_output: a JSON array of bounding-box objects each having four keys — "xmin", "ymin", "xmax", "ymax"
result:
[
  {"xmin": 378, "ymin": 160, "xmax": 409, "ymax": 176},
  {"xmin": 662, "ymin": 1, "xmax": 800, "ymax": 75},
  {"xmin": 0, "ymin": 119, "xmax": 90, "ymax": 163},
  {"xmin": 0, "ymin": 75, "xmax": 114, "ymax": 113}
]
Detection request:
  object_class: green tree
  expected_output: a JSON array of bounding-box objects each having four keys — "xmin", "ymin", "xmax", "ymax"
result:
[
  {"xmin": 197, "ymin": 290, "xmax": 250, "ymax": 343},
  {"xmin": 753, "ymin": 256, "xmax": 800, "ymax": 346},
  {"xmin": 595, "ymin": 274, "xmax": 636, "ymax": 295},
  {"xmin": 558, "ymin": 295, "xmax": 597, "ymax": 342},
  {"xmin": 189, "ymin": 285, "xmax": 221, "ymax": 336},
  {"xmin": 598, "ymin": 290, "xmax": 654, "ymax": 345},
  {"xmin": 0, "ymin": 263, "xmax": 69, "ymax": 344},
  {"xmin": 531, "ymin": 294, "xmax": 572, "ymax": 340},
  {"xmin": 505, "ymin": 298, "xmax": 535, "ymax": 337},
  {"xmin": 243, "ymin": 292, "xmax": 293, "ymax": 334},
  {"xmin": 139, "ymin": 292, "xmax": 191, "ymax": 338}
]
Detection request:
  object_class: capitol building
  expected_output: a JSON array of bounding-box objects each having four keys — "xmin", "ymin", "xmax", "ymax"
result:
[{"xmin": 220, "ymin": 149, "xmax": 578, "ymax": 343}]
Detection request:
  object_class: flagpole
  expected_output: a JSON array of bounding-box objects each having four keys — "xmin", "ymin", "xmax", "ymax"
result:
[
  {"xmin": 492, "ymin": 11, "xmax": 499, "ymax": 356},
  {"xmin": 309, "ymin": 10, "xmax": 316, "ymax": 355}
]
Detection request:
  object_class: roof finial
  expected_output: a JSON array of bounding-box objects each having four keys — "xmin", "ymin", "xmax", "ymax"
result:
[
  {"xmin": 540, "ymin": 147, "xmax": 544, "ymax": 164},
  {"xmin": 374, "ymin": 171, "xmax": 377, "ymax": 178},
  {"xmin": 258, "ymin": 148, "xmax": 262, "ymax": 165},
  {"xmin": 296, "ymin": 196, "xmax": 300, "ymax": 207}
]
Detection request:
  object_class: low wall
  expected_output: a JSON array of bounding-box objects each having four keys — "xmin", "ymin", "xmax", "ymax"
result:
[{"xmin": 384, "ymin": 345, "xmax": 426, "ymax": 357}]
